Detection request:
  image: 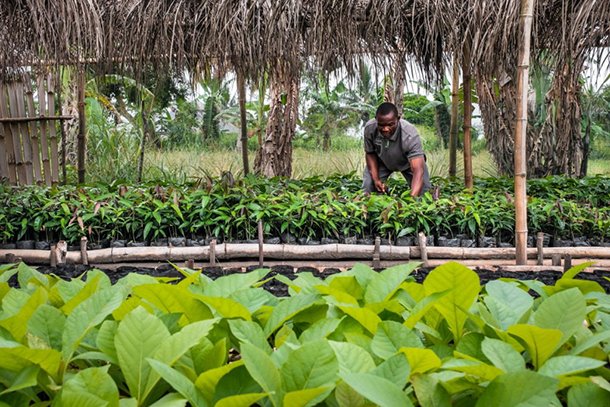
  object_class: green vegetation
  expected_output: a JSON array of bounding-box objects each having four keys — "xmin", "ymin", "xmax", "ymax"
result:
[
  {"xmin": 2, "ymin": 175, "xmax": 609, "ymax": 245},
  {"xmin": 1, "ymin": 261, "xmax": 610, "ymax": 405}
]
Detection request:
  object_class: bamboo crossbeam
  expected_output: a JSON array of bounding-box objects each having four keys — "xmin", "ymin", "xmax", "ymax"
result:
[
  {"xmin": 0, "ymin": 115, "xmax": 73, "ymax": 123},
  {"xmin": 1, "ymin": 244, "xmax": 610, "ymax": 265}
]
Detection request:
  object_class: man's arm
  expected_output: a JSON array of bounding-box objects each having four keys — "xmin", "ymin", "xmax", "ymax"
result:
[
  {"xmin": 409, "ymin": 156, "xmax": 425, "ymax": 197},
  {"xmin": 366, "ymin": 152, "xmax": 386, "ymax": 193}
]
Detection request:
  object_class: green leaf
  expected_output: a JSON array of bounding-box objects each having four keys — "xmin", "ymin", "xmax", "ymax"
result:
[
  {"xmin": 364, "ymin": 263, "xmax": 419, "ymax": 304},
  {"xmin": 62, "ymin": 287, "xmax": 124, "ymax": 362},
  {"xmin": 508, "ymin": 324, "xmax": 562, "ymax": 370},
  {"xmin": 568, "ymin": 382, "xmax": 610, "ymax": 407},
  {"xmin": 281, "ymin": 340, "xmax": 338, "ymax": 392},
  {"xmin": 569, "ymin": 330, "xmax": 610, "ymax": 355},
  {"xmin": 0, "ymin": 287, "xmax": 47, "ymax": 341},
  {"xmin": 411, "ymin": 374, "xmax": 451, "ymax": 407},
  {"xmin": 423, "ymin": 262, "xmax": 480, "ymax": 340},
  {"xmin": 27, "ymin": 304, "xmax": 65, "ymax": 350},
  {"xmin": 370, "ymin": 353, "xmax": 410, "ymax": 387},
  {"xmin": 337, "ymin": 305, "xmax": 381, "ymax": 334},
  {"xmin": 371, "ymin": 321, "xmax": 422, "ymax": 359},
  {"xmin": 328, "ymin": 341, "xmax": 376, "ymax": 375},
  {"xmin": 196, "ymin": 295, "xmax": 252, "ymax": 320},
  {"xmin": 299, "ymin": 317, "xmax": 343, "ymax": 343},
  {"xmin": 132, "ymin": 284, "xmax": 212, "ymax": 323},
  {"xmin": 539, "ymin": 356, "xmax": 605, "ymax": 378},
  {"xmin": 475, "ymin": 371, "xmax": 559, "ymax": 407},
  {"xmin": 215, "ymin": 393, "xmax": 267, "ymax": 407},
  {"xmin": 264, "ymin": 294, "xmax": 319, "ymax": 337},
  {"xmin": 334, "ymin": 381, "xmax": 368, "ymax": 407},
  {"xmin": 96, "ymin": 321, "xmax": 118, "ymax": 363},
  {"xmin": 341, "ymin": 372, "xmax": 413, "ymax": 407},
  {"xmin": 204, "ymin": 269, "xmax": 269, "ymax": 297},
  {"xmin": 147, "ymin": 359, "xmax": 208, "ymax": 407},
  {"xmin": 481, "ymin": 337, "xmax": 525, "ymax": 373},
  {"xmin": 403, "ymin": 290, "xmax": 449, "ymax": 329},
  {"xmin": 194, "ymin": 360, "xmax": 244, "ymax": 398},
  {"xmin": 0, "ymin": 346, "xmax": 61, "ymax": 379},
  {"xmin": 115, "ymin": 307, "xmax": 170, "ymax": 403},
  {"xmin": 240, "ymin": 342, "xmax": 282, "ymax": 406},
  {"xmin": 0, "ymin": 365, "xmax": 39, "ymax": 396},
  {"xmin": 483, "ymin": 280, "xmax": 533, "ymax": 330},
  {"xmin": 149, "ymin": 393, "xmax": 187, "ymax": 407},
  {"xmin": 534, "ymin": 288, "xmax": 586, "ymax": 347},
  {"xmin": 282, "ymin": 387, "xmax": 332, "ymax": 407},
  {"xmin": 228, "ymin": 319, "xmax": 271, "ymax": 352},
  {"xmin": 399, "ymin": 348, "xmax": 442, "ymax": 376},
  {"xmin": 61, "ymin": 366, "xmax": 119, "ymax": 407}
]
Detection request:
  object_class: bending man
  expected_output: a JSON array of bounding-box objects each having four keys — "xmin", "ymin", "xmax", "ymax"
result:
[{"xmin": 363, "ymin": 102, "xmax": 431, "ymax": 197}]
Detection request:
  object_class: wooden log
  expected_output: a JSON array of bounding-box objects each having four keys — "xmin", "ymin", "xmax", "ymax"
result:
[
  {"xmin": 551, "ymin": 253, "xmax": 562, "ymax": 266},
  {"xmin": 24, "ymin": 74, "xmax": 43, "ymax": 184},
  {"xmin": 47, "ymin": 74, "xmax": 60, "ymax": 184},
  {"xmin": 209, "ymin": 239, "xmax": 216, "ymax": 266},
  {"xmin": 564, "ymin": 254, "xmax": 572, "ymax": 271},
  {"xmin": 186, "ymin": 259, "xmax": 195, "ymax": 269},
  {"xmin": 36, "ymin": 76, "xmax": 52, "ymax": 186},
  {"xmin": 55, "ymin": 241, "xmax": 67, "ymax": 265}
]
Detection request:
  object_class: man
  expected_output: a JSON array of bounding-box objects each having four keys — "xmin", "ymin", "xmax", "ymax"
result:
[{"xmin": 363, "ymin": 102, "xmax": 431, "ymax": 197}]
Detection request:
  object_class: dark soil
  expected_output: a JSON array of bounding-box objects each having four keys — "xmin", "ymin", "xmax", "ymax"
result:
[{"xmin": 11, "ymin": 264, "xmax": 610, "ymax": 297}]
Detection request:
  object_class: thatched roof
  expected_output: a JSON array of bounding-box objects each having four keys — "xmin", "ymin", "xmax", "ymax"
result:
[{"xmin": 1, "ymin": 1, "xmax": 609, "ymax": 81}]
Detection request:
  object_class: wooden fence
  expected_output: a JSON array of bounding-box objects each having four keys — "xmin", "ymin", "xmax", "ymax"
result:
[{"xmin": 0, "ymin": 73, "xmax": 70, "ymax": 185}]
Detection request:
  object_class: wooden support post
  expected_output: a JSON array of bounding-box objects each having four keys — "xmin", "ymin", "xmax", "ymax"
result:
[
  {"xmin": 536, "ymin": 232, "xmax": 544, "ymax": 265},
  {"xmin": 373, "ymin": 237, "xmax": 381, "ymax": 269},
  {"xmin": 258, "ymin": 220, "xmax": 264, "ymax": 268},
  {"xmin": 551, "ymin": 253, "xmax": 562, "ymax": 267},
  {"xmin": 418, "ymin": 232, "xmax": 429, "ymax": 267},
  {"xmin": 6, "ymin": 253, "xmax": 19, "ymax": 263},
  {"xmin": 563, "ymin": 254, "xmax": 572, "ymax": 272},
  {"xmin": 80, "ymin": 237, "xmax": 88, "ymax": 265},
  {"xmin": 186, "ymin": 259, "xmax": 195, "ymax": 269},
  {"xmin": 50, "ymin": 244, "xmax": 57, "ymax": 266},
  {"xmin": 209, "ymin": 239, "xmax": 216, "ymax": 266},
  {"xmin": 55, "ymin": 241, "xmax": 67, "ymax": 265}
]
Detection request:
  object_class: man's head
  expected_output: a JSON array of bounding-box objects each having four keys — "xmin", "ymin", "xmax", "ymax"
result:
[{"xmin": 375, "ymin": 102, "xmax": 399, "ymax": 138}]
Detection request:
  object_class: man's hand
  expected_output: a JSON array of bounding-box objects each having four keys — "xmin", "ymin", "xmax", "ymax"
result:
[
  {"xmin": 374, "ymin": 179, "xmax": 386, "ymax": 193},
  {"xmin": 409, "ymin": 156, "xmax": 425, "ymax": 197}
]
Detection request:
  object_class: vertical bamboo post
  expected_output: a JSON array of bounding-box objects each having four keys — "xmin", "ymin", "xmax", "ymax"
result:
[
  {"xmin": 37, "ymin": 75, "xmax": 52, "ymax": 186},
  {"xmin": 462, "ymin": 42, "xmax": 473, "ymax": 191},
  {"xmin": 14, "ymin": 81, "xmax": 34, "ymax": 185},
  {"xmin": 24, "ymin": 74, "xmax": 43, "ymax": 184},
  {"xmin": 76, "ymin": 68, "xmax": 86, "ymax": 184},
  {"xmin": 46, "ymin": 74, "xmax": 60, "ymax": 184},
  {"xmin": 237, "ymin": 70, "xmax": 250, "ymax": 175},
  {"xmin": 258, "ymin": 220, "xmax": 264, "ymax": 267},
  {"xmin": 57, "ymin": 69, "xmax": 67, "ymax": 184},
  {"xmin": 449, "ymin": 55, "xmax": 460, "ymax": 178},
  {"xmin": 0, "ymin": 82, "xmax": 15, "ymax": 183},
  {"xmin": 536, "ymin": 232, "xmax": 544, "ymax": 265},
  {"xmin": 7, "ymin": 82, "xmax": 28, "ymax": 184},
  {"xmin": 137, "ymin": 93, "xmax": 146, "ymax": 183},
  {"xmin": 515, "ymin": 0, "xmax": 535, "ymax": 265}
]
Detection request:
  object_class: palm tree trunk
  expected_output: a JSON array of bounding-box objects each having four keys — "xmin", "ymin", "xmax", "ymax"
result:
[
  {"xmin": 449, "ymin": 57, "xmax": 459, "ymax": 177},
  {"xmin": 514, "ymin": 0, "xmax": 534, "ymax": 265},
  {"xmin": 254, "ymin": 67, "xmax": 299, "ymax": 177}
]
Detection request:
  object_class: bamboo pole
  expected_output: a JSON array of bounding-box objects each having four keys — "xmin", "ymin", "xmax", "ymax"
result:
[
  {"xmin": 449, "ymin": 55, "xmax": 459, "ymax": 178},
  {"xmin": 36, "ymin": 75, "xmax": 52, "ymax": 186},
  {"xmin": 46, "ymin": 74, "xmax": 60, "ymax": 184},
  {"xmin": 15, "ymin": 80, "xmax": 34, "ymax": 185},
  {"xmin": 4, "ymin": 244, "xmax": 610, "ymax": 266},
  {"xmin": 462, "ymin": 41, "xmax": 473, "ymax": 190},
  {"xmin": 0, "ymin": 83, "xmax": 13, "ymax": 183},
  {"xmin": 24, "ymin": 74, "xmax": 43, "ymax": 184},
  {"xmin": 515, "ymin": 0, "xmax": 535, "ymax": 265},
  {"xmin": 57, "ymin": 68, "xmax": 67, "ymax": 185},
  {"xmin": 237, "ymin": 69, "xmax": 250, "ymax": 175},
  {"xmin": 7, "ymin": 82, "xmax": 28, "ymax": 184},
  {"xmin": 76, "ymin": 68, "xmax": 86, "ymax": 184}
]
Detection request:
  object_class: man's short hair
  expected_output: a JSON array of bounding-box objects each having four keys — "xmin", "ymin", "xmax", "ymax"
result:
[{"xmin": 376, "ymin": 102, "xmax": 399, "ymax": 118}]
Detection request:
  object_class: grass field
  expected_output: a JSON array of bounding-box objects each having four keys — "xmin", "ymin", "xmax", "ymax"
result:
[{"xmin": 143, "ymin": 146, "xmax": 610, "ymax": 182}]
